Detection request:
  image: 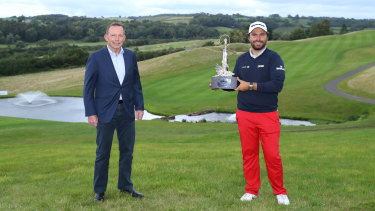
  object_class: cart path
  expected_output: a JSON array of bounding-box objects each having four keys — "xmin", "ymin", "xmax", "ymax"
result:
[{"xmin": 324, "ymin": 62, "xmax": 375, "ymax": 105}]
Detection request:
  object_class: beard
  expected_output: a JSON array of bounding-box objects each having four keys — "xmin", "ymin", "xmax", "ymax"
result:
[{"xmin": 250, "ymin": 41, "xmax": 267, "ymax": 51}]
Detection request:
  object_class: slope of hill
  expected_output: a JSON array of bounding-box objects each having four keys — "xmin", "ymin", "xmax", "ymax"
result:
[
  {"xmin": 139, "ymin": 30, "xmax": 375, "ymax": 121},
  {"xmin": 1, "ymin": 31, "xmax": 374, "ymax": 122}
]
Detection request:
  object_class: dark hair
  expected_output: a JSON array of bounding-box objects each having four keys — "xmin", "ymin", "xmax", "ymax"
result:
[{"xmin": 106, "ymin": 22, "xmax": 125, "ymax": 34}]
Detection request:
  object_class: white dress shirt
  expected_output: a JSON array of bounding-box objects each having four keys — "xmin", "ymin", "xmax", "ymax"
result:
[{"xmin": 107, "ymin": 46, "xmax": 125, "ymax": 100}]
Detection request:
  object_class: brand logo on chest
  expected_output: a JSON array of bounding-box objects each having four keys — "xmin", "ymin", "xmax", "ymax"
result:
[{"xmin": 240, "ymin": 64, "xmax": 265, "ymax": 70}]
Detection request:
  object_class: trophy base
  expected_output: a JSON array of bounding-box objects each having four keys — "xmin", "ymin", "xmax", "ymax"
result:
[{"xmin": 211, "ymin": 76, "xmax": 237, "ymax": 89}]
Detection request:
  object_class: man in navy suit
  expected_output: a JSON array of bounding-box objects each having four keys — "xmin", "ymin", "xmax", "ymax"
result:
[{"xmin": 83, "ymin": 22, "xmax": 144, "ymax": 202}]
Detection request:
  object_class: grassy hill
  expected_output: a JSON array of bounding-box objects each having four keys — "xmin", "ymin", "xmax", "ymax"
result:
[
  {"xmin": 1, "ymin": 31, "xmax": 375, "ymax": 122},
  {"xmin": 1, "ymin": 31, "xmax": 375, "ymax": 210},
  {"xmin": 131, "ymin": 14, "xmax": 193, "ymax": 24},
  {"xmin": 139, "ymin": 30, "xmax": 375, "ymax": 121}
]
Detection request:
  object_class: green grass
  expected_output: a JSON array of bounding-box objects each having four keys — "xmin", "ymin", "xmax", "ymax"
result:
[
  {"xmin": 3, "ymin": 39, "xmax": 212, "ymax": 50},
  {"xmin": 135, "ymin": 15, "xmax": 193, "ymax": 24},
  {"xmin": 1, "ymin": 116, "xmax": 374, "ymax": 210},
  {"xmin": 104, "ymin": 17, "xmax": 133, "ymax": 22},
  {"xmin": 1, "ymin": 31, "xmax": 375, "ymax": 210},
  {"xmin": 139, "ymin": 30, "xmax": 375, "ymax": 121},
  {"xmin": 131, "ymin": 39, "xmax": 216, "ymax": 52},
  {"xmin": 214, "ymin": 26, "xmax": 234, "ymax": 34}
]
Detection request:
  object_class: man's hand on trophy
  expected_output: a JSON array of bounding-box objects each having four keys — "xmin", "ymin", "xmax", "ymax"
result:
[
  {"xmin": 209, "ymin": 83, "xmax": 219, "ymax": 90},
  {"xmin": 235, "ymin": 78, "xmax": 250, "ymax": 91}
]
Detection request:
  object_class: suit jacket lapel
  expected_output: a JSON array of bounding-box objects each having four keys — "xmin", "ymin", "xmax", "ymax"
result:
[
  {"xmin": 102, "ymin": 47, "xmax": 122, "ymax": 85},
  {"xmin": 123, "ymin": 51, "xmax": 131, "ymax": 87}
]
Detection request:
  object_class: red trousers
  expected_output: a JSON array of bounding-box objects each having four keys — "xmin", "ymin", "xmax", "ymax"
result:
[{"xmin": 236, "ymin": 109, "xmax": 287, "ymax": 195}]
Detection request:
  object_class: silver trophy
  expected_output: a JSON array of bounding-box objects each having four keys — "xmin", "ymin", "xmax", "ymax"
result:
[{"xmin": 211, "ymin": 36, "xmax": 237, "ymax": 89}]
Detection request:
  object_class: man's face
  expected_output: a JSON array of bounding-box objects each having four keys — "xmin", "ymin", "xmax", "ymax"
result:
[
  {"xmin": 104, "ymin": 26, "xmax": 126, "ymax": 52},
  {"xmin": 249, "ymin": 28, "xmax": 268, "ymax": 51}
]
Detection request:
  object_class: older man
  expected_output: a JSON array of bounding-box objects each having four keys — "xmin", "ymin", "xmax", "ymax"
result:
[{"xmin": 83, "ymin": 22, "xmax": 144, "ymax": 202}]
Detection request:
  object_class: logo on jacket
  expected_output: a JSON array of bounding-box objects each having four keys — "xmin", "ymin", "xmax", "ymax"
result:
[{"xmin": 276, "ymin": 65, "xmax": 285, "ymax": 71}]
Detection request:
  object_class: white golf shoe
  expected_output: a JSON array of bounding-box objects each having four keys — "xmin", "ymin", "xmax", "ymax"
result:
[
  {"xmin": 276, "ymin": 194, "xmax": 290, "ymax": 205},
  {"xmin": 240, "ymin": 193, "xmax": 257, "ymax": 201}
]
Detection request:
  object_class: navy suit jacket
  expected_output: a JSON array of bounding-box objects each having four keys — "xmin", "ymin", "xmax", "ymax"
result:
[{"xmin": 83, "ymin": 47, "xmax": 144, "ymax": 123}]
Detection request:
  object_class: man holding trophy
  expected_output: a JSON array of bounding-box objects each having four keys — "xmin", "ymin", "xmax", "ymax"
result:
[{"xmin": 210, "ymin": 21, "xmax": 289, "ymax": 205}]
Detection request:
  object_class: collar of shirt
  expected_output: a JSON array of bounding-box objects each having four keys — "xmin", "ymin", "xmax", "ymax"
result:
[
  {"xmin": 249, "ymin": 47, "xmax": 267, "ymax": 59},
  {"xmin": 107, "ymin": 45, "xmax": 124, "ymax": 56}
]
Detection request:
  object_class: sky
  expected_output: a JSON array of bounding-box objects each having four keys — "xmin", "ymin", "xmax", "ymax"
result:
[{"xmin": 1, "ymin": 0, "xmax": 374, "ymax": 19}]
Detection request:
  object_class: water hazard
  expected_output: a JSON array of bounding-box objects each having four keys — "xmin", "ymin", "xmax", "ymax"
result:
[{"xmin": 0, "ymin": 92, "xmax": 315, "ymax": 126}]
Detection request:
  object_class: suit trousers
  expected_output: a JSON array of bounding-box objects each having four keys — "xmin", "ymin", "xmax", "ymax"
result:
[
  {"xmin": 94, "ymin": 104, "xmax": 135, "ymax": 193},
  {"xmin": 236, "ymin": 109, "xmax": 287, "ymax": 196}
]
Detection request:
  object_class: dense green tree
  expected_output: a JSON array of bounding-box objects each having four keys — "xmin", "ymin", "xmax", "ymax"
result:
[
  {"xmin": 86, "ymin": 28, "xmax": 99, "ymax": 42},
  {"xmin": 202, "ymin": 41, "xmax": 215, "ymax": 46},
  {"xmin": 191, "ymin": 13, "xmax": 235, "ymax": 27},
  {"xmin": 0, "ymin": 30, "xmax": 4, "ymax": 43},
  {"xmin": 289, "ymin": 27, "xmax": 307, "ymax": 40},
  {"xmin": 15, "ymin": 40, "xmax": 26, "ymax": 48},
  {"xmin": 25, "ymin": 28, "xmax": 38, "ymax": 42},
  {"xmin": 17, "ymin": 15, "xmax": 26, "ymax": 23},
  {"xmin": 0, "ymin": 14, "xmax": 374, "ymax": 45},
  {"xmin": 0, "ymin": 44, "xmax": 89, "ymax": 76},
  {"xmin": 309, "ymin": 19, "xmax": 333, "ymax": 37},
  {"xmin": 5, "ymin": 33, "xmax": 15, "ymax": 44},
  {"xmin": 229, "ymin": 29, "xmax": 248, "ymax": 43},
  {"xmin": 340, "ymin": 24, "xmax": 349, "ymax": 34},
  {"xmin": 36, "ymin": 39, "xmax": 50, "ymax": 47}
]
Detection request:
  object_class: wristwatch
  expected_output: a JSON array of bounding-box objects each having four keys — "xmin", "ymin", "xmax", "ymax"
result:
[{"xmin": 248, "ymin": 82, "xmax": 254, "ymax": 91}]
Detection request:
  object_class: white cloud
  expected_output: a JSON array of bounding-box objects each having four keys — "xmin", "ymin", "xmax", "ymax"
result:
[{"xmin": 0, "ymin": 0, "xmax": 374, "ymax": 19}]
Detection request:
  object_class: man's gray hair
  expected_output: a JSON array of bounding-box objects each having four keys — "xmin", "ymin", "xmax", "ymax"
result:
[{"xmin": 106, "ymin": 22, "xmax": 125, "ymax": 34}]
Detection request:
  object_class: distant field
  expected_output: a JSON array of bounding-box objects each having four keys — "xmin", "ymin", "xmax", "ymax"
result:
[
  {"xmin": 131, "ymin": 39, "xmax": 216, "ymax": 51},
  {"xmin": 103, "ymin": 16, "xmax": 194, "ymax": 24},
  {"xmin": 162, "ymin": 16, "xmax": 193, "ymax": 24},
  {"xmin": 214, "ymin": 26, "xmax": 234, "ymax": 34},
  {"xmin": 104, "ymin": 17, "xmax": 133, "ymax": 22},
  {"xmin": 68, "ymin": 41, "xmax": 106, "ymax": 47},
  {"xmin": 135, "ymin": 15, "xmax": 193, "ymax": 24},
  {"xmin": 2, "ymin": 40, "xmax": 107, "ymax": 49},
  {"xmin": 0, "ymin": 38, "xmax": 213, "ymax": 50},
  {"xmin": 347, "ymin": 67, "xmax": 375, "ymax": 94},
  {"xmin": 338, "ymin": 62, "xmax": 375, "ymax": 100}
]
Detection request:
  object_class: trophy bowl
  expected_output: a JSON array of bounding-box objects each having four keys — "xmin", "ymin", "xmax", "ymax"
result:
[{"xmin": 211, "ymin": 76, "xmax": 237, "ymax": 89}]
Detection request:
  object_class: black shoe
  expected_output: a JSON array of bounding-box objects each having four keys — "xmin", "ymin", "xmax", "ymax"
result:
[
  {"xmin": 94, "ymin": 192, "xmax": 105, "ymax": 202},
  {"xmin": 120, "ymin": 188, "xmax": 144, "ymax": 198}
]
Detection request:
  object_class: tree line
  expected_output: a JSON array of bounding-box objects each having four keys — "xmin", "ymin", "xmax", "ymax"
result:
[
  {"xmin": 229, "ymin": 19, "xmax": 344, "ymax": 42},
  {"xmin": 0, "ymin": 13, "xmax": 373, "ymax": 76},
  {"xmin": 0, "ymin": 42, "xmax": 185, "ymax": 76},
  {"xmin": 0, "ymin": 43, "xmax": 88, "ymax": 76},
  {"xmin": 0, "ymin": 14, "xmax": 219, "ymax": 45},
  {"xmin": 1, "ymin": 13, "xmax": 374, "ymax": 45}
]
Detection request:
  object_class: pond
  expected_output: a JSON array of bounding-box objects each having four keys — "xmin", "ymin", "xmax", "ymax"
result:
[
  {"xmin": 0, "ymin": 92, "xmax": 315, "ymax": 126},
  {"xmin": 171, "ymin": 112, "xmax": 316, "ymax": 126}
]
